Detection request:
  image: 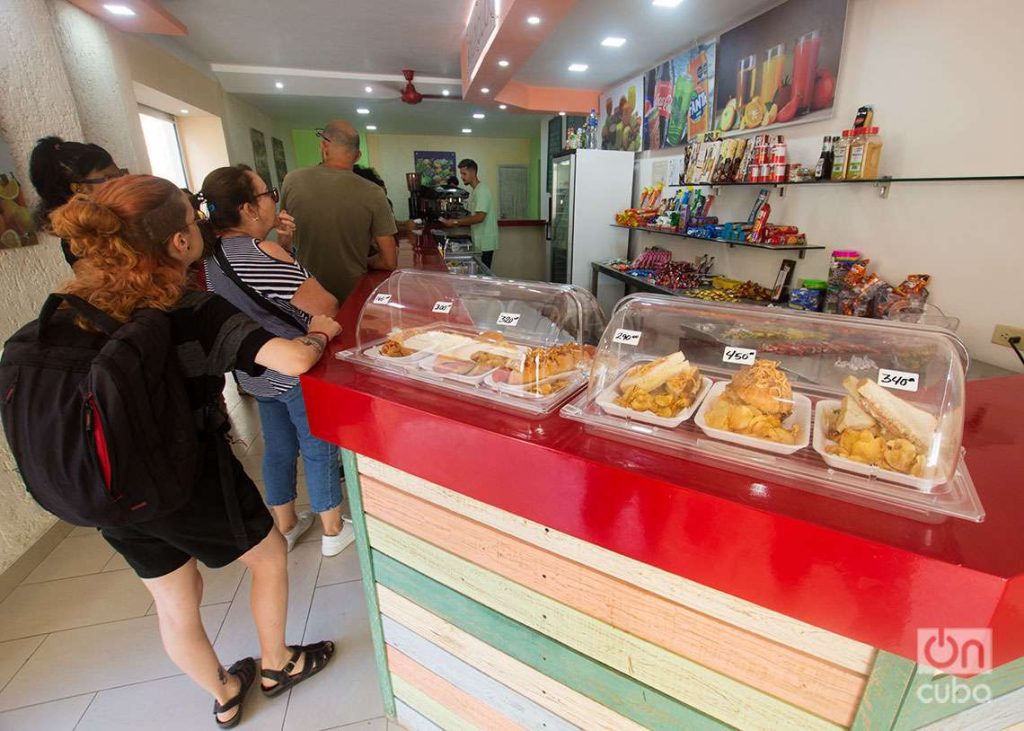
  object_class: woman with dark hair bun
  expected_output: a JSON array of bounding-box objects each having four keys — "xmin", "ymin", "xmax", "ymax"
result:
[{"xmin": 28, "ymin": 136, "xmax": 125, "ymax": 266}]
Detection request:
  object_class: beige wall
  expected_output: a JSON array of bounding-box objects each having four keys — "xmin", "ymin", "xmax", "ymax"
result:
[
  {"xmin": 634, "ymin": 0, "xmax": 1024, "ymax": 371},
  {"xmin": 220, "ymin": 94, "xmax": 297, "ymax": 189},
  {"xmin": 178, "ymin": 116, "xmax": 231, "ymax": 191}
]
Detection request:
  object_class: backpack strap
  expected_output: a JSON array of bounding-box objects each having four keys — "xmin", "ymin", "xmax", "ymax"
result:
[
  {"xmin": 212, "ymin": 240, "xmax": 308, "ymax": 333},
  {"xmin": 39, "ymin": 293, "xmax": 122, "ymax": 336}
]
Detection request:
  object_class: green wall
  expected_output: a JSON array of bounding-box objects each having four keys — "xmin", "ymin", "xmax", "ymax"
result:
[{"xmin": 291, "ymin": 129, "xmax": 370, "ymax": 169}]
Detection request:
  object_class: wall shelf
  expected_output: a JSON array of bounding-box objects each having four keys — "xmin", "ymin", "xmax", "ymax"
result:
[
  {"xmin": 590, "ymin": 262, "xmax": 773, "ymax": 307},
  {"xmin": 665, "ymin": 174, "xmax": 1024, "ymax": 199},
  {"xmin": 611, "ymin": 224, "xmax": 824, "ymax": 259}
]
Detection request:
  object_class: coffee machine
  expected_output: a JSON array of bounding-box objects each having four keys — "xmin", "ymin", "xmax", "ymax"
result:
[{"xmin": 406, "ymin": 172, "xmax": 470, "ymax": 223}]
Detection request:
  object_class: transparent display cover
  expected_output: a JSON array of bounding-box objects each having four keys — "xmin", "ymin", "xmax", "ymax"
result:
[
  {"xmin": 336, "ymin": 270, "xmax": 607, "ymax": 415},
  {"xmin": 561, "ymin": 294, "xmax": 983, "ymax": 522}
]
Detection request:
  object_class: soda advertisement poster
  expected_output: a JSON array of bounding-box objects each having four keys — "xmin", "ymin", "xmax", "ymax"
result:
[
  {"xmin": 598, "ymin": 76, "xmax": 643, "ymax": 152},
  {"xmin": 642, "ymin": 43, "xmax": 717, "ymax": 151},
  {"xmin": 713, "ymin": 0, "xmax": 847, "ymax": 135},
  {"xmin": 0, "ymin": 138, "xmax": 38, "ymax": 249}
]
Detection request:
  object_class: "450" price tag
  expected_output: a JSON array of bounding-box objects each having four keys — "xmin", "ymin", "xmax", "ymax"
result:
[
  {"xmin": 878, "ymin": 368, "xmax": 920, "ymax": 392},
  {"xmin": 432, "ymin": 301, "xmax": 453, "ymax": 314},
  {"xmin": 722, "ymin": 346, "xmax": 757, "ymax": 365},
  {"xmin": 496, "ymin": 312, "xmax": 521, "ymax": 327},
  {"xmin": 372, "ymin": 294, "xmax": 392, "ymax": 305},
  {"xmin": 612, "ymin": 328, "xmax": 642, "ymax": 346}
]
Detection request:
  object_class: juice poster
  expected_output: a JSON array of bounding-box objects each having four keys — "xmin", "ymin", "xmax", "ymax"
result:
[
  {"xmin": 598, "ymin": 76, "xmax": 643, "ymax": 152},
  {"xmin": 713, "ymin": 0, "xmax": 847, "ymax": 134},
  {"xmin": 0, "ymin": 138, "xmax": 38, "ymax": 249},
  {"xmin": 642, "ymin": 43, "xmax": 717, "ymax": 151}
]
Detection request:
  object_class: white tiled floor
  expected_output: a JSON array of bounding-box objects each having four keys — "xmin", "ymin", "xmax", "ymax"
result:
[{"xmin": 0, "ymin": 387, "xmax": 399, "ymax": 730}]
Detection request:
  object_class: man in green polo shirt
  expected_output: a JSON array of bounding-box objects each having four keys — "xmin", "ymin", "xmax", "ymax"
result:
[{"xmin": 441, "ymin": 158, "xmax": 498, "ymax": 269}]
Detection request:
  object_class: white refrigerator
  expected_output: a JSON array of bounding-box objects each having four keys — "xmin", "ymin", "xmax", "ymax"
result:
[{"xmin": 547, "ymin": 149, "xmax": 635, "ymax": 315}]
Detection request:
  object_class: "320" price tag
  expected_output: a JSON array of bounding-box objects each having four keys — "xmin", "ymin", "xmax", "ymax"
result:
[
  {"xmin": 722, "ymin": 346, "xmax": 757, "ymax": 365},
  {"xmin": 496, "ymin": 312, "xmax": 521, "ymax": 327},
  {"xmin": 878, "ymin": 368, "xmax": 920, "ymax": 392},
  {"xmin": 612, "ymin": 328, "xmax": 642, "ymax": 346},
  {"xmin": 372, "ymin": 294, "xmax": 392, "ymax": 305},
  {"xmin": 432, "ymin": 301, "xmax": 453, "ymax": 314}
]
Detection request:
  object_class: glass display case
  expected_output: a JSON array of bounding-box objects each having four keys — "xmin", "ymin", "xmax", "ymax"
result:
[
  {"xmin": 336, "ymin": 270, "xmax": 607, "ymax": 415},
  {"xmin": 561, "ymin": 293, "xmax": 983, "ymax": 522}
]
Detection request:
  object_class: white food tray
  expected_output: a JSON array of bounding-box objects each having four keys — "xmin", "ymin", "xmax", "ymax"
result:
[
  {"xmin": 596, "ymin": 372, "xmax": 713, "ymax": 428},
  {"xmin": 694, "ymin": 381, "xmax": 812, "ymax": 456},
  {"xmin": 363, "ymin": 343, "xmax": 431, "ymax": 364},
  {"xmin": 484, "ymin": 369, "xmax": 585, "ymax": 401}
]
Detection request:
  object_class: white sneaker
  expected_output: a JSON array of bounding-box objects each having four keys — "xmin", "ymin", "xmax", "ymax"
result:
[
  {"xmin": 322, "ymin": 523, "xmax": 355, "ymax": 557},
  {"xmin": 283, "ymin": 512, "xmax": 314, "ymax": 552}
]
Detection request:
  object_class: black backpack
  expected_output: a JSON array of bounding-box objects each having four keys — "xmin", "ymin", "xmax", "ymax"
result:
[{"xmin": 0, "ymin": 293, "xmax": 199, "ymax": 527}]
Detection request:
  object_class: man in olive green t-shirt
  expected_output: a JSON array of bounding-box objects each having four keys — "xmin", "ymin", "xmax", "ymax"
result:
[
  {"xmin": 440, "ymin": 158, "xmax": 499, "ymax": 269},
  {"xmin": 281, "ymin": 119, "xmax": 397, "ymax": 302}
]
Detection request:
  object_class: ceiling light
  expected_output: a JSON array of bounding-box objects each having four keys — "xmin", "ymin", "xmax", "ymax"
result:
[
  {"xmin": 473, "ymin": 113, "xmax": 485, "ymax": 119},
  {"xmin": 442, "ymin": 89, "xmax": 450, "ymax": 96},
  {"xmin": 601, "ymin": 37, "xmax": 627, "ymax": 47},
  {"xmin": 558, "ymin": 111, "xmax": 566, "ymax": 116},
  {"xmin": 366, "ymin": 125, "xmax": 377, "ymax": 130},
  {"xmin": 274, "ymin": 81, "xmax": 284, "ymax": 89},
  {"xmin": 527, "ymin": 15, "xmax": 541, "ymax": 25},
  {"xmin": 652, "ymin": 0, "xmax": 684, "ymax": 6},
  {"xmin": 481, "ymin": 87, "xmax": 490, "ymax": 94},
  {"xmin": 179, "ymin": 109, "xmax": 189, "ymax": 114},
  {"xmin": 462, "ymin": 128, "xmax": 472, "ymax": 134},
  {"xmin": 498, "ymin": 60, "xmax": 510, "ymax": 67},
  {"xmin": 103, "ymin": 4, "xmax": 136, "ymax": 15},
  {"xmin": 568, "ymin": 63, "xmax": 589, "ymax": 72},
  {"xmin": 356, "ymin": 108, "xmax": 370, "ymax": 114},
  {"xmin": 499, "ymin": 104, "xmax": 508, "ymax": 110},
  {"xmin": 365, "ymin": 85, "xmax": 373, "ymax": 93}
]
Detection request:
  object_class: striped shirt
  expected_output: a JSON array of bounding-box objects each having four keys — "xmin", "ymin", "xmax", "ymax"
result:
[{"xmin": 203, "ymin": 236, "xmax": 312, "ymax": 398}]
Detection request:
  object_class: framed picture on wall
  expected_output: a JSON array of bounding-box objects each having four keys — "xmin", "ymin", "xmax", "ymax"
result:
[
  {"xmin": 0, "ymin": 137, "xmax": 38, "ymax": 249},
  {"xmin": 271, "ymin": 137, "xmax": 288, "ymax": 185},
  {"xmin": 414, "ymin": 151, "xmax": 457, "ymax": 188},
  {"xmin": 250, "ymin": 128, "xmax": 272, "ymax": 186}
]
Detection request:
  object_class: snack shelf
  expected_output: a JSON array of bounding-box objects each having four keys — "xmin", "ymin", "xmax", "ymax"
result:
[
  {"xmin": 590, "ymin": 262, "xmax": 773, "ymax": 307},
  {"xmin": 612, "ymin": 223, "xmax": 825, "ymax": 259},
  {"xmin": 667, "ymin": 174, "xmax": 1024, "ymax": 199}
]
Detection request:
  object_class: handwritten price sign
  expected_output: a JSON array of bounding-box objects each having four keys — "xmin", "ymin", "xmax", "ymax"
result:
[
  {"xmin": 722, "ymin": 346, "xmax": 757, "ymax": 365},
  {"xmin": 432, "ymin": 301, "xmax": 453, "ymax": 314},
  {"xmin": 878, "ymin": 368, "xmax": 920, "ymax": 392},
  {"xmin": 496, "ymin": 312, "xmax": 521, "ymax": 327},
  {"xmin": 372, "ymin": 294, "xmax": 392, "ymax": 305},
  {"xmin": 612, "ymin": 328, "xmax": 642, "ymax": 346}
]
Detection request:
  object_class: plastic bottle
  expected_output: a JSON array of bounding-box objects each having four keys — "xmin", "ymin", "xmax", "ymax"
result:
[
  {"xmin": 831, "ymin": 130, "xmax": 855, "ymax": 180},
  {"xmin": 847, "ymin": 127, "xmax": 882, "ymax": 179},
  {"xmin": 588, "ymin": 109, "xmax": 599, "ymax": 149}
]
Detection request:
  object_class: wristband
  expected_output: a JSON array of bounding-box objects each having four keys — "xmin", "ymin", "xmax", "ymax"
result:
[{"xmin": 307, "ymin": 330, "xmax": 331, "ymax": 342}]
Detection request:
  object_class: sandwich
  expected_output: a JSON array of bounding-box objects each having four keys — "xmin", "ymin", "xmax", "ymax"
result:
[
  {"xmin": 729, "ymin": 360, "xmax": 793, "ymax": 415},
  {"xmin": 507, "ymin": 344, "xmax": 594, "ymax": 386},
  {"xmin": 615, "ymin": 351, "xmax": 704, "ymax": 418},
  {"xmin": 842, "ymin": 376, "xmax": 937, "ymax": 452},
  {"xmin": 703, "ymin": 360, "xmax": 799, "ymax": 444},
  {"xmin": 619, "ymin": 351, "xmax": 690, "ymax": 392},
  {"xmin": 832, "ymin": 395, "xmax": 876, "ymax": 432}
]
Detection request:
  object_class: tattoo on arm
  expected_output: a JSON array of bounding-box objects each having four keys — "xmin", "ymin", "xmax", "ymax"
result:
[{"xmin": 297, "ymin": 335, "xmax": 326, "ymax": 356}]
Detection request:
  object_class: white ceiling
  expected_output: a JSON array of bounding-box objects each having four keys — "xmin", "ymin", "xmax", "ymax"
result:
[{"xmin": 517, "ymin": 0, "xmax": 778, "ymax": 89}]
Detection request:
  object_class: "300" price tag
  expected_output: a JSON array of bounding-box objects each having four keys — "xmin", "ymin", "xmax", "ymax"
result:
[
  {"xmin": 878, "ymin": 368, "xmax": 920, "ymax": 392},
  {"xmin": 432, "ymin": 301, "xmax": 453, "ymax": 314},
  {"xmin": 372, "ymin": 294, "xmax": 392, "ymax": 305},
  {"xmin": 612, "ymin": 328, "xmax": 642, "ymax": 346},
  {"xmin": 723, "ymin": 346, "xmax": 757, "ymax": 365},
  {"xmin": 496, "ymin": 312, "xmax": 521, "ymax": 327}
]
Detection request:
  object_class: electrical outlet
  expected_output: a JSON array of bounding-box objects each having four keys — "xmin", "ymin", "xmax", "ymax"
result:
[{"xmin": 991, "ymin": 324, "xmax": 1024, "ymax": 348}]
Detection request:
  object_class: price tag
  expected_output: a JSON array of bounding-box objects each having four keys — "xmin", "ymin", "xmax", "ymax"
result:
[
  {"xmin": 496, "ymin": 312, "xmax": 521, "ymax": 327},
  {"xmin": 612, "ymin": 328, "xmax": 642, "ymax": 346},
  {"xmin": 372, "ymin": 294, "xmax": 392, "ymax": 305},
  {"xmin": 878, "ymin": 368, "xmax": 920, "ymax": 392},
  {"xmin": 432, "ymin": 301, "xmax": 453, "ymax": 314},
  {"xmin": 722, "ymin": 346, "xmax": 757, "ymax": 365}
]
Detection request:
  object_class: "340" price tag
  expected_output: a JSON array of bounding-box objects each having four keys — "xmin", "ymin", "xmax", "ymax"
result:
[
  {"xmin": 722, "ymin": 346, "xmax": 757, "ymax": 365},
  {"xmin": 372, "ymin": 294, "xmax": 392, "ymax": 305},
  {"xmin": 878, "ymin": 368, "xmax": 920, "ymax": 392},
  {"xmin": 496, "ymin": 312, "xmax": 521, "ymax": 327},
  {"xmin": 612, "ymin": 328, "xmax": 642, "ymax": 346},
  {"xmin": 432, "ymin": 301, "xmax": 453, "ymax": 314}
]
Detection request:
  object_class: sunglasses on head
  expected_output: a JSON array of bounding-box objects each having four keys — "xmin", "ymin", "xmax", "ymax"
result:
[
  {"xmin": 77, "ymin": 168, "xmax": 129, "ymax": 185},
  {"xmin": 314, "ymin": 128, "xmax": 333, "ymax": 144}
]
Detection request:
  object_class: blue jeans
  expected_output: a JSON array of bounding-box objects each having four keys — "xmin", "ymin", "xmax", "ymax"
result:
[{"xmin": 256, "ymin": 385, "xmax": 341, "ymax": 514}]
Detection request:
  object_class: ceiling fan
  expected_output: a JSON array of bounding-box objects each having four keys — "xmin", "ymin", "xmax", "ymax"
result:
[{"xmin": 397, "ymin": 69, "xmax": 462, "ymax": 104}]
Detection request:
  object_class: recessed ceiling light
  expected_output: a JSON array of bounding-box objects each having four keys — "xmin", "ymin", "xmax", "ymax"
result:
[
  {"xmin": 462, "ymin": 128, "xmax": 472, "ymax": 134},
  {"xmin": 527, "ymin": 15, "xmax": 541, "ymax": 25},
  {"xmin": 652, "ymin": 0, "xmax": 684, "ymax": 6},
  {"xmin": 442, "ymin": 89, "xmax": 450, "ymax": 96},
  {"xmin": 601, "ymin": 37, "xmax": 627, "ymax": 47},
  {"xmin": 179, "ymin": 109, "xmax": 189, "ymax": 114},
  {"xmin": 365, "ymin": 85, "xmax": 373, "ymax": 93},
  {"xmin": 558, "ymin": 111, "xmax": 566, "ymax": 116},
  {"xmin": 356, "ymin": 108, "xmax": 370, "ymax": 114},
  {"xmin": 274, "ymin": 81, "xmax": 284, "ymax": 89},
  {"xmin": 498, "ymin": 60, "xmax": 510, "ymax": 67},
  {"xmin": 366, "ymin": 125, "xmax": 377, "ymax": 131},
  {"xmin": 568, "ymin": 63, "xmax": 589, "ymax": 72},
  {"xmin": 103, "ymin": 4, "xmax": 135, "ymax": 15},
  {"xmin": 481, "ymin": 87, "xmax": 490, "ymax": 94},
  {"xmin": 499, "ymin": 104, "xmax": 508, "ymax": 110},
  {"xmin": 473, "ymin": 113, "xmax": 485, "ymax": 119}
]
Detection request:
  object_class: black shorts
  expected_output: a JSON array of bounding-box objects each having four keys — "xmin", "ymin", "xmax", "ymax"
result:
[{"xmin": 101, "ymin": 440, "xmax": 274, "ymax": 579}]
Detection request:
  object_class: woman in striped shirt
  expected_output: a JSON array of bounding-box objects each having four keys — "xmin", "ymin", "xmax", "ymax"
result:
[{"xmin": 200, "ymin": 166, "xmax": 350, "ymax": 557}]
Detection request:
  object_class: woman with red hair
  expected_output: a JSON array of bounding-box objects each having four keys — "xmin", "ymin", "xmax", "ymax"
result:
[{"xmin": 50, "ymin": 174, "xmax": 339, "ymax": 728}]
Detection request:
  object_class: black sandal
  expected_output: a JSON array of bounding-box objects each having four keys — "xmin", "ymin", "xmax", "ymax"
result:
[
  {"xmin": 213, "ymin": 657, "xmax": 256, "ymax": 729},
  {"xmin": 260, "ymin": 640, "xmax": 335, "ymax": 698}
]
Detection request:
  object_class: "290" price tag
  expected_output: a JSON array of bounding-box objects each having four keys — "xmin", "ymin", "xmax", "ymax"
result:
[
  {"xmin": 372, "ymin": 294, "xmax": 392, "ymax": 305},
  {"xmin": 723, "ymin": 346, "xmax": 757, "ymax": 365},
  {"xmin": 878, "ymin": 368, "xmax": 920, "ymax": 392},
  {"xmin": 432, "ymin": 301, "xmax": 453, "ymax": 314},
  {"xmin": 612, "ymin": 328, "xmax": 642, "ymax": 346},
  {"xmin": 496, "ymin": 312, "xmax": 521, "ymax": 327}
]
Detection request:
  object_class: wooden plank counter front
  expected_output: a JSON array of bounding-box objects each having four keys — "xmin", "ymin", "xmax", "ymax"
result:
[{"xmin": 303, "ymin": 244, "xmax": 1024, "ymax": 730}]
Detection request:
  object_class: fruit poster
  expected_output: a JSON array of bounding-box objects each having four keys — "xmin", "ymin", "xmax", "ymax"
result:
[
  {"xmin": 713, "ymin": 0, "xmax": 847, "ymax": 135},
  {"xmin": 642, "ymin": 43, "xmax": 717, "ymax": 151},
  {"xmin": 598, "ymin": 76, "xmax": 643, "ymax": 152},
  {"xmin": 0, "ymin": 139, "xmax": 38, "ymax": 249},
  {"xmin": 414, "ymin": 151, "xmax": 457, "ymax": 187}
]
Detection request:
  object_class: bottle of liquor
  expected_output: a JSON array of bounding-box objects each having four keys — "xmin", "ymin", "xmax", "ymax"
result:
[{"xmin": 814, "ymin": 135, "xmax": 833, "ymax": 180}]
